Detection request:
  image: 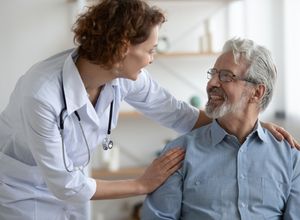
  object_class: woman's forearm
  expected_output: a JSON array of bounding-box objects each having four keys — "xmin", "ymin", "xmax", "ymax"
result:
[
  {"xmin": 91, "ymin": 179, "xmax": 144, "ymax": 200},
  {"xmin": 91, "ymin": 147, "xmax": 185, "ymax": 200},
  {"xmin": 192, "ymin": 110, "xmax": 212, "ymax": 130}
]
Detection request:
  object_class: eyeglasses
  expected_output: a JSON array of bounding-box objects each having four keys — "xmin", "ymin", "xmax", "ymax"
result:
[{"xmin": 207, "ymin": 68, "xmax": 256, "ymax": 83}]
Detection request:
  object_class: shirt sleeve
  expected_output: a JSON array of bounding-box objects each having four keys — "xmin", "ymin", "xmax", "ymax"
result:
[
  {"xmin": 21, "ymin": 96, "xmax": 96, "ymax": 203},
  {"xmin": 122, "ymin": 70, "xmax": 199, "ymax": 134},
  {"xmin": 282, "ymin": 150, "xmax": 300, "ymax": 219},
  {"xmin": 141, "ymin": 143, "xmax": 184, "ymax": 220}
]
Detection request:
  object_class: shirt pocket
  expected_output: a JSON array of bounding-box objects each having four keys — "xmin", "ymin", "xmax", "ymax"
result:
[
  {"xmin": 248, "ymin": 176, "xmax": 288, "ymax": 214},
  {"xmin": 184, "ymin": 176, "xmax": 234, "ymax": 214}
]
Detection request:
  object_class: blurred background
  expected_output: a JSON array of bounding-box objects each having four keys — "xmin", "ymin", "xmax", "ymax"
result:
[{"xmin": 0, "ymin": 0, "xmax": 299, "ymax": 219}]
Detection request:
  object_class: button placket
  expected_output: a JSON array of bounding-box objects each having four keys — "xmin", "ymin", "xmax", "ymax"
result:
[{"xmin": 237, "ymin": 142, "xmax": 249, "ymax": 218}]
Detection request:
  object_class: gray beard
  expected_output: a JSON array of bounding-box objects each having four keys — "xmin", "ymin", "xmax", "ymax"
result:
[
  {"xmin": 205, "ymin": 101, "xmax": 231, "ymax": 119},
  {"xmin": 205, "ymin": 95, "xmax": 248, "ymax": 119}
]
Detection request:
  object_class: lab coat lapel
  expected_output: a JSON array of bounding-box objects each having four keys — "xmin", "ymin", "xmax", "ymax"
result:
[
  {"xmin": 96, "ymin": 83, "xmax": 115, "ymax": 116},
  {"xmin": 62, "ymin": 50, "xmax": 100, "ymax": 127}
]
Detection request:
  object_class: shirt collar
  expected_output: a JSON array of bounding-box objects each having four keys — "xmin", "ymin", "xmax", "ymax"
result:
[
  {"xmin": 62, "ymin": 48, "xmax": 89, "ymax": 115},
  {"xmin": 110, "ymin": 78, "xmax": 118, "ymax": 87},
  {"xmin": 251, "ymin": 120, "xmax": 267, "ymax": 142},
  {"xmin": 211, "ymin": 120, "xmax": 227, "ymax": 146},
  {"xmin": 210, "ymin": 119, "xmax": 267, "ymax": 146}
]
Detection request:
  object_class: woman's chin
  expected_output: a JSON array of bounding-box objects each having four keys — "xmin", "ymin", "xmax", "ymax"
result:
[
  {"xmin": 119, "ymin": 75, "xmax": 138, "ymax": 81},
  {"xmin": 118, "ymin": 70, "xmax": 141, "ymax": 81},
  {"xmin": 128, "ymin": 72, "xmax": 140, "ymax": 81}
]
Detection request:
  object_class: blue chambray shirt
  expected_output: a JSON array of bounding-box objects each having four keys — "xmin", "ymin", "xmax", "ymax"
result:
[{"xmin": 142, "ymin": 120, "xmax": 300, "ymax": 220}]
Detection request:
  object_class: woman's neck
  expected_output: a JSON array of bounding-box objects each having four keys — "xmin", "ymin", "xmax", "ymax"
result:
[
  {"xmin": 75, "ymin": 57, "xmax": 116, "ymax": 90},
  {"xmin": 75, "ymin": 57, "xmax": 115, "ymax": 106}
]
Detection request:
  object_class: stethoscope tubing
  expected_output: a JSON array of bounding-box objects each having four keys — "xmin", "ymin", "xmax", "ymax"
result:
[{"xmin": 59, "ymin": 77, "xmax": 114, "ymax": 172}]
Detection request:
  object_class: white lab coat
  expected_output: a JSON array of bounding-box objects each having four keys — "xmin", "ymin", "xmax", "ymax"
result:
[{"xmin": 0, "ymin": 48, "xmax": 199, "ymax": 219}]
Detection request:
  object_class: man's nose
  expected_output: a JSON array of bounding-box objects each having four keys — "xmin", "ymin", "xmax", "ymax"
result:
[{"xmin": 208, "ymin": 73, "xmax": 221, "ymax": 87}]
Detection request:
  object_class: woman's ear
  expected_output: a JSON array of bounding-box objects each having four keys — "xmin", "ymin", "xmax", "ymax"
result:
[{"xmin": 250, "ymin": 84, "xmax": 266, "ymax": 103}]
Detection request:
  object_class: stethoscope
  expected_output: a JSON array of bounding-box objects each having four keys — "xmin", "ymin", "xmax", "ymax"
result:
[{"xmin": 59, "ymin": 80, "xmax": 114, "ymax": 172}]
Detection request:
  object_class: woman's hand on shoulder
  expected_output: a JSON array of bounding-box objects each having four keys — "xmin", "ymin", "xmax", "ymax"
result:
[
  {"xmin": 262, "ymin": 122, "xmax": 300, "ymax": 150},
  {"xmin": 136, "ymin": 147, "xmax": 185, "ymax": 194}
]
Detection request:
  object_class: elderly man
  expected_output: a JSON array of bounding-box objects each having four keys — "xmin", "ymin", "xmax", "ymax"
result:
[{"xmin": 141, "ymin": 38, "xmax": 300, "ymax": 220}]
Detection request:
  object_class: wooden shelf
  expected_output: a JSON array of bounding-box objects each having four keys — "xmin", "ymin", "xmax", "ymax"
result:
[
  {"xmin": 92, "ymin": 167, "xmax": 146, "ymax": 179},
  {"xmin": 119, "ymin": 111, "xmax": 142, "ymax": 118}
]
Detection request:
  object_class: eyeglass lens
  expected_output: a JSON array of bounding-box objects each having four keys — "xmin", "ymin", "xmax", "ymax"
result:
[{"xmin": 207, "ymin": 69, "xmax": 235, "ymax": 82}]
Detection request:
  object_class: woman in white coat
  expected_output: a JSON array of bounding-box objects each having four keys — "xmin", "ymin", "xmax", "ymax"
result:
[{"xmin": 0, "ymin": 0, "xmax": 297, "ymax": 219}]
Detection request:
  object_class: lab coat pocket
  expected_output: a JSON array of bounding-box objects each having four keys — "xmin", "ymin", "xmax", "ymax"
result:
[{"xmin": 0, "ymin": 152, "xmax": 44, "ymax": 201}]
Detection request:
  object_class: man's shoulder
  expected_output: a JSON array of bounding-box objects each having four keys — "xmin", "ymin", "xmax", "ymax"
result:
[
  {"xmin": 262, "ymin": 127, "xmax": 292, "ymax": 148},
  {"xmin": 260, "ymin": 127, "xmax": 300, "ymax": 159}
]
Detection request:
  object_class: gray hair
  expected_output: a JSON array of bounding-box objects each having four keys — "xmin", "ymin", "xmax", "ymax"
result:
[{"xmin": 222, "ymin": 38, "xmax": 277, "ymax": 112}]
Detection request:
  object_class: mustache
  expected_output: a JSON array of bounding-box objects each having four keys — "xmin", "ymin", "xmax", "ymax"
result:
[{"xmin": 207, "ymin": 87, "xmax": 227, "ymax": 99}]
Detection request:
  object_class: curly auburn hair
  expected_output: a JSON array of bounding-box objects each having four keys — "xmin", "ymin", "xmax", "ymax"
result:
[{"xmin": 72, "ymin": 0, "xmax": 166, "ymax": 69}]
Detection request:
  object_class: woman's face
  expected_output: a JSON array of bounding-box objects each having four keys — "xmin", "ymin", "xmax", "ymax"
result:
[{"xmin": 118, "ymin": 25, "xmax": 159, "ymax": 80}]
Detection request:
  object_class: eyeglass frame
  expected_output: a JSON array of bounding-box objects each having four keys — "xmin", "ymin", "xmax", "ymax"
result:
[{"xmin": 207, "ymin": 68, "xmax": 257, "ymax": 84}]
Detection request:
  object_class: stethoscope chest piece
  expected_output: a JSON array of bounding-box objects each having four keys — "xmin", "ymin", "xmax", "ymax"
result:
[{"xmin": 102, "ymin": 136, "xmax": 113, "ymax": 150}]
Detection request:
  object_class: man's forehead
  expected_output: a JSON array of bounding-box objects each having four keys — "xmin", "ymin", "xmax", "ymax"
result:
[
  {"xmin": 214, "ymin": 51, "xmax": 247, "ymax": 76},
  {"xmin": 215, "ymin": 52, "xmax": 235, "ymax": 66}
]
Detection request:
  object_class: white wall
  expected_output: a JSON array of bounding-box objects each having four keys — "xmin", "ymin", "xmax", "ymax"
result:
[
  {"xmin": 0, "ymin": 0, "xmax": 76, "ymax": 111},
  {"xmin": 244, "ymin": 0, "xmax": 286, "ymax": 121},
  {"xmin": 242, "ymin": 0, "xmax": 299, "ymax": 139},
  {"xmin": 284, "ymin": 0, "xmax": 300, "ymax": 137}
]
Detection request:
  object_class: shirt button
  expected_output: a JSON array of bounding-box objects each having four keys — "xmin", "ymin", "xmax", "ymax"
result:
[
  {"xmin": 241, "ymin": 202, "xmax": 247, "ymax": 208},
  {"xmin": 240, "ymin": 174, "xmax": 246, "ymax": 179}
]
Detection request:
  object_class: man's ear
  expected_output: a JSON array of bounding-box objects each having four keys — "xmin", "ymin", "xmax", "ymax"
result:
[{"xmin": 250, "ymin": 84, "xmax": 266, "ymax": 103}]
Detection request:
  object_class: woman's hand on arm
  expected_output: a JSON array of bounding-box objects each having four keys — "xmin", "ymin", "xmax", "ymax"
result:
[
  {"xmin": 91, "ymin": 148, "xmax": 185, "ymax": 200},
  {"xmin": 261, "ymin": 122, "xmax": 300, "ymax": 150}
]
